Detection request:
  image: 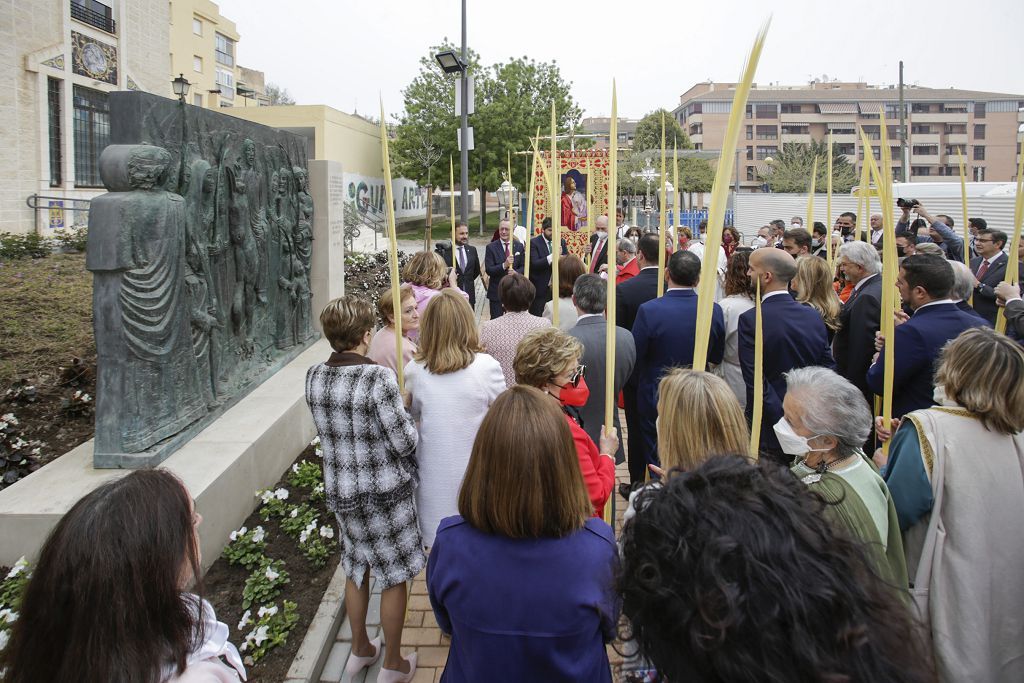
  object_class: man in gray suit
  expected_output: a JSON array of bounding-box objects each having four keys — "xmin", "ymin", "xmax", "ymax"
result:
[{"xmin": 567, "ymin": 274, "xmax": 637, "ymax": 464}]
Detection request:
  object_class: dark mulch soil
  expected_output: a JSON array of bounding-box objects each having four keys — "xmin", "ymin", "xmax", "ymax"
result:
[{"xmin": 204, "ymin": 444, "xmax": 340, "ymax": 683}]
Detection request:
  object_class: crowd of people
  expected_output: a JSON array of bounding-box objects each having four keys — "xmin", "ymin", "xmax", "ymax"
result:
[{"xmin": 3, "ymin": 206, "xmax": 1022, "ymax": 683}]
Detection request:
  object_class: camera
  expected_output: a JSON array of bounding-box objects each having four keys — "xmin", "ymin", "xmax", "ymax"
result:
[{"xmin": 896, "ymin": 198, "xmax": 920, "ymax": 209}]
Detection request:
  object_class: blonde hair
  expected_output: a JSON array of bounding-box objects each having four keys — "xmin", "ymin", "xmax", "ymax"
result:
[
  {"xmin": 513, "ymin": 327, "xmax": 582, "ymax": 388},
  {"xmin": 319, "ymin": 296, "xmax": 375, "ymax": 352},
  {"xmin": 403, "ymin": 251, "xmax": 447, "ymax": 289},
  {"xmin": 935, "ymin": 326, "xmax": 1024, "ymax": 435},
  {"xmin": 657, "ymin": 369, "xmax": 750, "ymax": 471},
  {"xmin": 413, "ymin": 289, "xmax": 481, "ymax": 374},
  {"xmin": 458, "ymin": 386, "xmax": 590, "ymax": 537},
  {"xmin": 793, "ymin": 256, "xmax": 841, "ymax": 332},
  {"xmin": 376, "ymin": 284, "xmax": 414, "ymax": 324}
]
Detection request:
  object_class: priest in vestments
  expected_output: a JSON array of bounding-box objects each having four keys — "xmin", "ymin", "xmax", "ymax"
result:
[{"xmin": 561, "ymin": 176, "xmax": 578, "ymax": 231}]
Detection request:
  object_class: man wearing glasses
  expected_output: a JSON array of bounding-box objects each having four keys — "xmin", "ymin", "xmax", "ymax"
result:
[{"xmin": 971, "ymin": 229, "xmax": 1015, "ymax": 325}]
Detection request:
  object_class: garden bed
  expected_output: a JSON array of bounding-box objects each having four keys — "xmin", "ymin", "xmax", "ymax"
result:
[{"xmin": 205, "ymin": 440, "xmax": 340, "ymax": 682}]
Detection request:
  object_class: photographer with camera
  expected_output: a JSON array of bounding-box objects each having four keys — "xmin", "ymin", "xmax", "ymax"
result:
[{"xmin": 895, "ymin": 199, "xmax": 965, "ymax": 263}]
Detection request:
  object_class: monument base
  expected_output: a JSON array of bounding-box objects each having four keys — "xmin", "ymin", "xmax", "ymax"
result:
[{"xmin": 0, "ymin": 339, "xmax": 332, "ymax": 571}]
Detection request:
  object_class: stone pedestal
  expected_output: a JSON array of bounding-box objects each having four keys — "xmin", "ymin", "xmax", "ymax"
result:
[{"xmin": 309, "ymin": 160, "xmax": 346, "ymax": 332}]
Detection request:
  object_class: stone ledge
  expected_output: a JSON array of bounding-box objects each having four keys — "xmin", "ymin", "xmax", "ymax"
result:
[
  {"xmin": 0, "ymin": 338, "xmax": 331, "ymax": 570},
  {"xmin": 286, "ymin": 561, "xmax": 348, "ymax": 682}
]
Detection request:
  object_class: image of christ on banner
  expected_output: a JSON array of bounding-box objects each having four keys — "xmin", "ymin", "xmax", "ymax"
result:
[{"xmin": 561, "ymin": 169, "xmax": 588, "ymax": 231}]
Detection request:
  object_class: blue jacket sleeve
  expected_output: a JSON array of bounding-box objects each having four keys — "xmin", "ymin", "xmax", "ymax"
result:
[
  {"xmin": 882, "ymin": 420, "xmax": 934, "ymax": 532},
  {"xmin": 708, "ymin": 304, "xmax": 726, "ymax": 366},
  {"xmin": 631, "ymin": 306, "xmax": 651, "ymax": 365},
  {"xmin": 425, "ymin": 537, "xmax": 453, "ymax": 635},
  {"xmin": 928, "ymin": 219, "xmax": 964, "ymax": 262},
  {"xmin": 484, "ymin": 243, "xmax": 505, "ymax": 278},
  {"xmin": 866, "ymin": 322, "xmax": 922, "ymax": 397},
  {"xmin": 738, "ymin": 311, "xmax": 755, "ymax": 418}
]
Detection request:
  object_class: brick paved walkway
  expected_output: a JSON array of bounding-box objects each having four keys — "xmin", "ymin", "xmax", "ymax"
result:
[{"xmin": 322, "ymin": 430, "xmax": 632, "ymax": 683}]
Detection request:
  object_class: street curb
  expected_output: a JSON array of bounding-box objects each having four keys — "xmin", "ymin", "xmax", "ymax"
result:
[{"xmin": 285, "ymin": 562, "xmax": 347, "ymax": 682}]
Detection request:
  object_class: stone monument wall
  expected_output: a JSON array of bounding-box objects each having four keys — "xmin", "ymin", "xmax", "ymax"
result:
[{"xmin": 87, "ymin": 91, "xmax": 320, "ymax": 468}]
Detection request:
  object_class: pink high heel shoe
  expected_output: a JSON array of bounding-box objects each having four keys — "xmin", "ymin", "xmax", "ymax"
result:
[
  {"xmin": 343, "ymin": 636, "xmax": 381, "ymax": 682},
  {"xmin": 377, "ymin": 652, "xmax": 418, "ymax": 683}
]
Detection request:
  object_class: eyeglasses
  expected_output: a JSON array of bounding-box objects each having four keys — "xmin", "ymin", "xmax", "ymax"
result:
[
  {"xmin": 975, "ymin": 238, "xmax": 995, "ymax": 244},
  {"xmin": 568, "ymin": 364, "xmax": 586, "ymax": 387}
]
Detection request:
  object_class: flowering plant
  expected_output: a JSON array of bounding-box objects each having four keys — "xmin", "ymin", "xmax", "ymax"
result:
[
  {"xmin": 223, "ymin": 525, "xmax": 268, "ymax": 570},
  {"xmin": 298, "ymin": 521, "xmax": 337, "ymax": 569},
  {"xmin": 237, "ymin": 600, "xmax": 299, "ymax": 662},
  {"xmin": 280, "ymin": 503, "xmax": 317, "ymax": 539},
  {"xmin": 242, "ymin": 558, "xmax": 289, "ymax": 609},
  {"xmin": 256, "ymin": 487, "xmax": 290, "ymax": 521},
  {"xmin": 0, "ymin": 557, "xmax": 31, "ymax": 650},
  {"xmin": 287, "ymin": 460, "xmax": 323, "ymax": 491}
]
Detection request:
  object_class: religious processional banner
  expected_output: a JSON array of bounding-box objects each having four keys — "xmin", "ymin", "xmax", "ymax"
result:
[{"xmin": 534, "ymin": 150, "xmax": 610, "ymax": 260}]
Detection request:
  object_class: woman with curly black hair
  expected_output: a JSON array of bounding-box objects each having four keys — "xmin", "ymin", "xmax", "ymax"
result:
[{"xmin": 618, "ymin": 455, "xmax": 934, "ymax": 683}]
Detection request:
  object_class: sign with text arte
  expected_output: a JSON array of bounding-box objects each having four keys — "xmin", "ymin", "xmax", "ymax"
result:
[
  {"xmin": 72, "ymin": 31, "xmax": 117, "ymax": 85},
  {"xmin": 344, "ymin": 173, "xmax": 426, "ymax": 220}
]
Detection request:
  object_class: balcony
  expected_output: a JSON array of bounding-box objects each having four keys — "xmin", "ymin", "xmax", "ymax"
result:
[
  {"xmin": 781, "ymin": 133, "xmax": 811, "ymax": 143},
  {"xmin": 912, "ymin": 133, "xmax": 941, "ymax": 144},
  {"xmin": 70, "ymin": 0, "xmax": 116, "ymax": 34},
  {"xmin": 686, "ymin": 113, "xmax": 703, "ymax": 125},
  {"xmin": 912, "ymin": 112, "xmax": 968, "ymax": 123},
  {"xmin": 689, "ymin": 133, "xmax": 703, "ymax": 145},
  {"xmin": 911, "ymin": 154, "xmax": 941, "ymax": 165},
  {"xmin": 946, "ymin": 133, "xmax": 968, "ymax": 145},
  {"xmin": 829, "ymin": 133, "xmax": 857, "ymax": 144}
]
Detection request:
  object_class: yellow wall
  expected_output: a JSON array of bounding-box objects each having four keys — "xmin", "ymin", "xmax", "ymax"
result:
[{"xmin": 169, "ymin": 0, "xmax": 240, "ymax": 110}]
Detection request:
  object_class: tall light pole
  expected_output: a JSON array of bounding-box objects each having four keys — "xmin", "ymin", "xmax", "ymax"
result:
[{"xmin": 460, "ymin": 0, "xmax": 469, "ymax": 226}]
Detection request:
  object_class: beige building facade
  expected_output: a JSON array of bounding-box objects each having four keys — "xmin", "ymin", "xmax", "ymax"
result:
[
  {"xmin": 2, "ymin": 0, "xmax": 170, "ymax": 235},
  {"xmin": 672, "ymin": 82, "xmax": 1024, "ymax": 192}
]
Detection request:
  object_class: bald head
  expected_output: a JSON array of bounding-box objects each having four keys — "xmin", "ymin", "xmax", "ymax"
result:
[
  {"xmin": 749, "ymin": 247, "xmax": 797, "ymax": 294},
  {"xmin": 596, "ymin": 215, "xmax": 609, "ymax": 230}
]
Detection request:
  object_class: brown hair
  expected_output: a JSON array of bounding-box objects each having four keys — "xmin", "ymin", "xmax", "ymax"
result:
[
  {"xmin": 320, "ymin": 295, "xmax": 375, "ymax": 352},
  {"xmin": 413, "ymin": 289, "xmax": 482, "ymax": 374},
  {"xmin": 513, "ymin": 326, "xmax": 582, "ymax": 388},
  {"xmin": 557, "ymin": 255, "xmax": 586, "ymax": 298},
  {"xmin": 499, "ymin": 272, "xmax": 536, "ymax": 313},
  {"xmin": 657, "ymin": 369, "xmax": 751, "ymax": 471},
  {"xmin": 403, "ymin": 250, "xmax": 447, "ymax": 289},
  {"xmin": 723, "ymin": 250, "xmax": 755, "ymax": 297},
  {"xmin": 1, "ymin": 469, "xmax": 203, "ymax": 683},
  {"xmin": 376, "ymin": 284, "xmax": 415, "ymax": 324},
  {"xmin": 935, "ymin": 326, "xmax": 1024, "ymax": 434},
  {"xmin": 458, "ymin": 386, "xmax": 590, "ymax": 538},
  {"xmin": 793, "ymin": 256, "xmax": 841, "ymax": 332}
]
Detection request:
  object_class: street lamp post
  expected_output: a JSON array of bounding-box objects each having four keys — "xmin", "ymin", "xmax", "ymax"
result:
[{"xmin": 172, "ymin": 74, "xmax": 191, "ymax": 103}]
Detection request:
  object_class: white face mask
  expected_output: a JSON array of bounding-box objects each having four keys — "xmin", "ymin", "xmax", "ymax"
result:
[
  {"xmin": 791, "ymin": 223, "xmax": 802, "ymax": 229},
  {"xmin": 773, "ymin": 417, "xmax": 829, "ymax": 456},
  {"xmin": 752, "ymin": 236, "xmax": 768, "ymax": 248},
  {"xmin": 595, "ymin": 230, "xmax": 608, "ymax": 240}
]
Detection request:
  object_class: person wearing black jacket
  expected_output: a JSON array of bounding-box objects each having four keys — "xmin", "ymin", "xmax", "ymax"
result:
[
  {"xmin": 435, "ymin": 223, "xmax": 481, "ymax": 307},
  {"xmin": 528, "ymin": 218, "xmax": 568, "ymax": 315},
  {"xmin": 832, "ymin": 242, "xmax": 883, "ymax": 416}
]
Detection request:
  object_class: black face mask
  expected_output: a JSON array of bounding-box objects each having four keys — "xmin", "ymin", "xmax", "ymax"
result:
[{"xmin": 896, "ymin": 246, "xmax": 906, "ymax": 258}]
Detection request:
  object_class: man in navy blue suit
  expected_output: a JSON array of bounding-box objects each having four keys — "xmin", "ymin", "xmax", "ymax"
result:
[
  {"xmin": 614, "ymin": 233, "xmax": 662, "ymax": 491},
  {"xmin": 739, "ymin": 248, "xmax": 835, "ymax": 466},
  {"xmin": 528, "ymin": 217, "xmax": 568, "ymax": 315},
  {"xmin": 971, "ymin": 229, "xmax": 1021, "ymax": 325},
  {"xmin": 867, "ymin": 254, "xmax": 989, "ymax": 420},
  {"xmin": 483, "ymin": 219, "xmax": 525, "ymax": 320},
  {"xmin": 631, "ymin": 250, "xmax": 725, "ymax": 473}
]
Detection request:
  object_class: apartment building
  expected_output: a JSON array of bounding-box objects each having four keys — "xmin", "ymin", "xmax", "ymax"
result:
[
  {"xmin": 580, "ymin": 116, "xmax": 640, "ymax": 150},
  {"xmin": 2, "ymin": 0, "xmax": 169, "ymax": 234},
  {"xmin": 672, "ymin": 82, "xmax": 1024, "ymax": 192}
]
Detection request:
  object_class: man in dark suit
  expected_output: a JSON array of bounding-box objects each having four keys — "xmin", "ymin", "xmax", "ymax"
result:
[
  {"xmin": 528, "ymin": 217, "xmax": 568, "ymax": 315},
  {"xmin": 435, "ymin": 222, "xmax": 480, "ymax": 307},
  {"xmin": 567, "ymin": 274, "xmax": 636, "ymax": 464},
  {"xmin": 587, "ymin": 215, "xmax": 611, "ymax": 274},
  {"xmin": 483, "ymin": 219, "xmax": 525, "ymax": 320},
  {"xmin": 632, "ymin": 250, "xmax": 725, "ymax": 472},
  {"xmin": 867, "ymin": 255, "xmax": 989, "ymax": 420},
  {"xmin": 739, "ymin": 248, "xmax": 835, "ymax": 466},
  {"xmin": 996, "ymin": 281, "xmax": 1024, "ymax": 337},
  {"xmin": 615, "ymin": 232, "xmax": 661, "ymax": 492},
  {"xmin": 833, "ymin": 241, "xmax": 883, "ymax": 409},
  {"xmin": 971, "ymin": 229, "xmax": 1018, "ymax": 325}
]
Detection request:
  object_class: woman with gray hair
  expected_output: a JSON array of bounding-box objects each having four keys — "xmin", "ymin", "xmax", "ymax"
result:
[
  {"xmin": 948, "ymin": 261, "xmax": 988, "ymax": 323},
  {"xmin": 778, "ymin": 366, "xmax": 908, "ymax": 592}
]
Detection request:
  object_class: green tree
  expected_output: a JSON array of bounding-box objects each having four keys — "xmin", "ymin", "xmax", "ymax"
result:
[
  {"xmin": 391, "ymin": 41, "xmax": 587, "ymax": 195},
  {"xmin": 631, "ymin": 109, "xmax": 691, "ymax": 153},
  {"xmin": 758, "ymin": 141, "xmax": 858, "ymax": 193},
  {"xmin": 265, "ymin": 83, "xmax": 295, "ymax": 105},
  {"xmin": 617, "ymin": 150, "xmax": 713, "ymax": 198}
]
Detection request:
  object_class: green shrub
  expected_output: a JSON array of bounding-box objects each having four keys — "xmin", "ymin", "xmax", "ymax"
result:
[{"xmin": 0, "ymin": 233, "xmax": 52, "ymax": 260}]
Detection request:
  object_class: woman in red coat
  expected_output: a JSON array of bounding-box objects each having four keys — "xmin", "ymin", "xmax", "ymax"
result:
[{"xmin": 513, "ymin": 327, "xmax": 617, "ymax": 517}]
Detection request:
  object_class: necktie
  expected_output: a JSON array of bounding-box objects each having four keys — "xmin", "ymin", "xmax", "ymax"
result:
[
  {"xmin": 458, "ymin": 245, "xmax": 466, "ymax": 271},
  {"xmin": 504, "ymin": 241, "xmax": 510, "ymax": 261},
  {"xmin": 592, "ymin": 238, "xmax": 604, "ymax": 273},
  {"xmin": 976, "ymin": 260, "xmax": 990, "ymax": 280}
]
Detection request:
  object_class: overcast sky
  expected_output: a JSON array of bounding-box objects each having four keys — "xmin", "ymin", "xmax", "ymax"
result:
[{"xmin": 218, "ymin": 0, "xmax": 1024, "ymax": 122}]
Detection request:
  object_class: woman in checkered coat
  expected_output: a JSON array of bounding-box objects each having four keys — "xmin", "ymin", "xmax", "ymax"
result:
[{"xmin": 305, "ymin": 295, "xmax": 422, "ymax": 682}]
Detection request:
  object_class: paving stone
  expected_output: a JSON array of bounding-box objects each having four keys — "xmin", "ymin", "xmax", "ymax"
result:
[{"xmin": 318, "ymin": 641, "xmax": 350, "ymax": 683}]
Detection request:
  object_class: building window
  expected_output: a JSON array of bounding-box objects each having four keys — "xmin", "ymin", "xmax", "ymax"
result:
[
  {"xmin": 836, "ymin": 144, "xmax": 855, "ymax": 156},
  {"xmin": 755, "ymin": 146, "xmax": 777, "ymax": 161},
  {"xmin": 863, "ymin": 125, "xmax": 880, "ymax": 140},
  {"xmin": 780, "ymin": 103, "xmax": 801, "ymax": 114},
  {"xmin": 910, "ymin": 124, "xmax": 932, "ymax": 135},
  {"xmin": 193, "ymin": 55, "xmax": 202, "ymax": 72},
  {"xmin": 974, "ymin": 124, "xmax": 985, "ymax": 139},
  {"xmin": 910, "ymin": 103, "xmax": 932, "ymax": 113},
  {"xmin": 974, "ymin": 166, "xmax": 985, "ymax": 181},
  {"xmin": 71, "ymin": 0, "xmax": 116, "ymax": 34},
  {"xmin": 193, "ymin": 93, "xmax": 202, "ymax": 107},
  {"xmin": 945, "ymin": 124, "xmax": 966, "ymax": 134},
  {"xmin": 746, "ymin": 147, "xmax": 753, "ymax": 161},
  {"xmin": 782, "ymin": 125, "xmax": 809, "ymax": 135},
  {"xmin": 72, "ymin": 85, "xmax": 109, "ymax": 188},
  {"xmin": 745, "ymin": 125, "xmax": 752, "ymax": 140},
  {"xmin": 973, "ymin": 146, "xmax": 985, "ymax": 161},
  {"xmin": 216, "ymin": 68, "xmax": 234, "ymax": 100},
  {"xmin": 745, "ymin": 104, "xmax": 752, "ymax": 120},
  {"xmin": 48, "ymin": 78, "xmax": 63, "ymax": 187},
  {"xmin": 756, "ymin": 125, "xmax": 777, "ymax": 140},
  {"xmin": 746, "ymin": 166, "xmax": 756, "ymax": 181},
  {"xmin": 215, "ymin": 33, "xmax": 234, "ymax": 67},
  {"xmin": 912, "ymin": 145, "xmax": 938, "ymax": 155},
  {"xmin": 911, "ymin": 166, "xmax": 932, "ymax": 176},
  {"xmin": 755, "ymin": 104, "xmax": 776, "ymax": 119},
  {"xmin": 193, "ymin": 17, "xmax": 202, "ymax": 34},
  {"xmin": 973, "ymin": 102, "xmax": 985, "ymax": 118}
]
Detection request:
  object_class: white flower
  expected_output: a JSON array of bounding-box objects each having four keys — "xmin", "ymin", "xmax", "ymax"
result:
[
  {"xmin": 264, "ymin": 566, "xmax": 280, "ymax": 582},
  {"xmin": 299, "ymin": 529, "xmax": 309, "ymax": 543},
  {"xmin": 1, "ymin": 413, "xmax": 17, "ymax": 425},
  {"xmin": 0, "ymin": 422, "xmax": 6, "ymax": 432},
  {"xmin": 0, "ymin": 629, "xmax": 8, "ymax": 651},
  {"xmin": 274, "ymin": 488, "xmax": 289, "ymax": 500},
  {"xmin": 0, "ymin": 608, "xmax": 17, "ymax": 624},
  {"xmin": 289, "ymin": 508, "xmax": 299, "ymax": 518},
  {"xmin": 257, "ymin": 604, "xmax": 278, "ymax": 618},
  {"xmin": 237, "ymin": 610, "xmax": 252, "ymax": 630},
  {"xmin": 315, "ymin": 446, "xmax": 323, "ymax": 458},
  {"xmin": 320, "ymin": 525, "xmax": 334, "ymax": 539},
  {"xmin": 10, "ymin": 438, "xmax": 26, "ymax": 451},
  {"xmin": 229, "ymin": 526, "xmax": 249, "ymax": 542},
  {"xmin": 252, "ymin": 625, "xmax": 269, "ymax": 646},
  {"xmin": 7, "ymin": 558, "xmax": 28, "ymax": 579},
  {"xmin": 259, "ymin": 490, "xmax": 274, "ymax": 504},
  {"xmin": 310, "ymin": 436, "xmax": 321, "ymax": 447},
  {"xmin": 251, "ymin": 526, "xmax": 265, "ymax": 543},
  {"xmin": 81, "ymin": 393, "xmax": 92, "ymax": 403},
  {"xmin": 30, "ymin": 447, "xmax": 41, "ymax": 456},
  {"xmin": 73, "ymin": 390, "xmax": 82, "ymax": 399}
]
